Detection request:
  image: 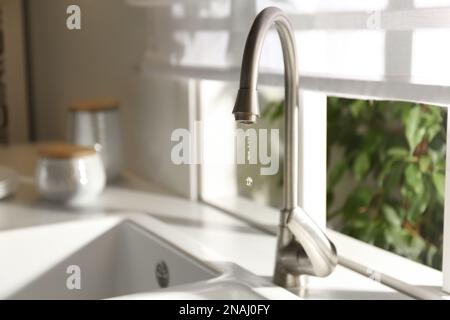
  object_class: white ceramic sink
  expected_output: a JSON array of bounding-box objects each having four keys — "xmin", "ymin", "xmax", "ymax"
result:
[
  {"xmin": 10, "ymin": 221, "xmax": 217, "ymax": 299},
  {"xmin": 0, "ymin": 213, "xmax": 294, "ymax": 300}
]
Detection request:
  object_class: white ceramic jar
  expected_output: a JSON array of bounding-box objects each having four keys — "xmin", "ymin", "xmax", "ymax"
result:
[
  {"xmin": 35, "ymin": 143, "xmax": 106, "ymax": 205},
  {"xmin": 68, "ymin": 98, "xmax": 124, "ymax": 181},
  {"xmin": 0, "ymin": 166, "xmax": 18, "ymax": 200}
]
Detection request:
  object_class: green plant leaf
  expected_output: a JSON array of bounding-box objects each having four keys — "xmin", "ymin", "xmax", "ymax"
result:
[
  {"xmin": 270, "ymin": 102, "xmax": 284, "ymax": 122},
  {"xmin": 353, "ymin": 152, "xmax": 370, "ymax": 181},
  {"xmin": 432, "ymin": 171, "xmax": 445, "ymax": 200},
  {"xmin": 405, "ymin": 164, "xmax": 424, "ymax": 195},
  {"xmin": 382, "ymin": 205, "xmax": 402, "ymax": 228},
  {"xmin": 428, "ymin": 149, "xmax": 441, "ymax": 165},
  {"xmin": 343, "ymin": 186, "xmax": 374, "ymax": 217},
  {"xmin": 362, "ymin": 131, "xmax": 383, "ymax": 154},
  {"xmin": 419, "ymin": 155, "xmax": 431, "ymax": 173},
  {"xmin": 389, "ymin": 228, "xmax": 411, "ymax": 255},
  {"xmin": 328, "ymin": 160, "xmax": 347, "ymax": 189},
  {"xmin": 404, "ymin": 106, "xmax": 420, "ymax": 149},
  {"xmin": 387, "ymin": 147, "xmax": 409, "ymax": 159},
  {"xmin": 409, "ymin": 236, "xmax": 427, "ymax": 260},
  {"xmin": 261, "ymin": 101, "xmax": 284, "ymax": 122},
  {"xmin": 404, "ymin": 106, "xmax": 426, "ymax": 153},
  {"xmin": 426, "ymin": 245, "xmax": 438, "ymax": 266},
  {"xmin": 261, "ymin": 101, "xmax": 277, "ymax": 118},
  {"xmin": 427, "ymin": 124, "xmax": 441, "ymax": 142},
  {"xmin": 406, "ymin": 188, "xmax": 430, "ymax": 223},
  {"xmin": 349, "ymin": 100, "xmax": 366, "ymax": 118}
]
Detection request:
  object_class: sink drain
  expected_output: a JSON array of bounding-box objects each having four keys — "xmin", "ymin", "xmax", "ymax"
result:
[{"xmin": 155, "ymin": 261, "xmax": 169, "ymax": 288}]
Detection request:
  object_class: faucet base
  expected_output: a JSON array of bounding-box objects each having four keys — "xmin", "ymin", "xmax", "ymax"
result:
[
  {"xmin": 273, "ymin": 269, "xmax": 309, "ymax": 297},
  {"xmin": 273, "ymin": 207, "xmax": 337, "ymax": 290},
  {"xmin": 273, "ymin": 219, "xmax": 304, "ymax": 290},
  {"xmin": 273, "ymin": 262, "xmax": 300, "ymax": 289}
]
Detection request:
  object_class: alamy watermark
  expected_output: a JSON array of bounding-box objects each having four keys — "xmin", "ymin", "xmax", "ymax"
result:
[
  {"xmin": 366, "ymin": 10, "xmax": 381, "ymax": 30},
  {"xmin": 66, "ymin": 5, "xmax": 81, "ymax": 30},
  {"xmin": 171, "ymin": 121, "xmax": 280, "ymax": 176},
  {"xmin": 366, "ymin": 267, "xmax": 382, "ymax": 283},
  {"xmin": 66, "ymin": 265, "xmax": 81, "ymax": 290}
]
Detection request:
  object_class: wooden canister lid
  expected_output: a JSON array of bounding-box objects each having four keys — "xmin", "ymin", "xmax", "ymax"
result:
[
  {"xmin": 37, "ymin": 143, "xmax": 97, "ymax": 159},
  {"xmin": 69, "ymin": 98, "xmax": 119, "ymax": 112}
]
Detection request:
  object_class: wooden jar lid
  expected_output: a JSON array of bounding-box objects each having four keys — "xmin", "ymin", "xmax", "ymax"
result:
[
  {"xmin": 37, "ymin": 143, "xmax": 97, "ymax": 159},
  {"xmin": 69, "ymin": 98, "xmax": 119, "ymax": 112}
]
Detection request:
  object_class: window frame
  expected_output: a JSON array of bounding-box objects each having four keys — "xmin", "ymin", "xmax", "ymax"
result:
[{"xmin": 202, "ymin": 194, "xmax": 444, "ymax": 299}]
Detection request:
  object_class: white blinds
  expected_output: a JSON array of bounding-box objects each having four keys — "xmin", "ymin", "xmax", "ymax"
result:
[{"xmin": 130, "ymin": 0, "xmax": 450, "ymax": 104}]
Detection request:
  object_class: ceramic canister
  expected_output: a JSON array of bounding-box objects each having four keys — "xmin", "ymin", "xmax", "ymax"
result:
[
  {"xmin": 36, "ymin": 143, "xmax": 106, "ymax": 204},
  {"xmin": 68, "ymin": 98, "xmax": 124, "ymax": 181}
]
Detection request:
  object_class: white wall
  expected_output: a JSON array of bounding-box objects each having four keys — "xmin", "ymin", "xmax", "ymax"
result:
[
  {"xmin": 27, "ymin": 0, "xmax": 195, "ymax": 197},
  {"xmin": 27, "ymin": 0, "xmax": 147, "ymax": 140}
]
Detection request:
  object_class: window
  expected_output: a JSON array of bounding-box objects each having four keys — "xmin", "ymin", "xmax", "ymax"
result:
[
  {"xmin": 327, "ymin": 98, "xmax": 446, "ymax": 270},
  {"xmin": 233, "ymin": 95, "xmax": 447, "ymax": 270}
]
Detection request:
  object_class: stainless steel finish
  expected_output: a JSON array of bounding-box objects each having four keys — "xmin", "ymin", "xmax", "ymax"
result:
[
  {"xmin": 233, "ymin": 7, "xmax": 338, "ymax": 289},
  {"xmin": 68, "ymin": 109, "xmax": 125, "ymax": 181}
]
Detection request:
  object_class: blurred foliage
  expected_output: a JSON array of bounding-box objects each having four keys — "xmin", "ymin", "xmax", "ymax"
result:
[{"xmin": 263, "ymin": 98, "xmax": 447, "ymax": 269}]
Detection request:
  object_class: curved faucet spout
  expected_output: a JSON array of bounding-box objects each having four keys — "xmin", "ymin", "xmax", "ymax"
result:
[
  {"xmin": 233, "ymin": 7, "xmax": 337, "ymax": 287},
  {"xmin": 233, "ymin": 7, "xmax": 300, "ymax": 210}
]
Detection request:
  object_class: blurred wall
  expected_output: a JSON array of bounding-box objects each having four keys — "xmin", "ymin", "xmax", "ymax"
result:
[
  {"xmin": 26, "ymin": 0, "xmax": 195, "ymax": 198},
  {"xmin": 1, "ymin": 0, "xmax": 29, "ymax": 143},
  {"xmin": 26, "ymin": 0, "xmax": 147, "ymax": 140}
]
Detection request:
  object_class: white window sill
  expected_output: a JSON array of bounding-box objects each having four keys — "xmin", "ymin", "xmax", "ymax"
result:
[{"xmin": 204, "ymin": 195, "xmax": 450, "ymax": 300}]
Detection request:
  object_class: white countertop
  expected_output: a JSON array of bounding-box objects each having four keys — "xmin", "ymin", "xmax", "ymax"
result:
[{"xmin": 0, "ymin": 145, "xmax": 411, "ymax": 299}]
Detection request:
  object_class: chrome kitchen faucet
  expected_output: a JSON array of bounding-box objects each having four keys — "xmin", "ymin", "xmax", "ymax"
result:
[{"xmin": 233, "ymin": 7, "xmax": 338, "ymax": 289}]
